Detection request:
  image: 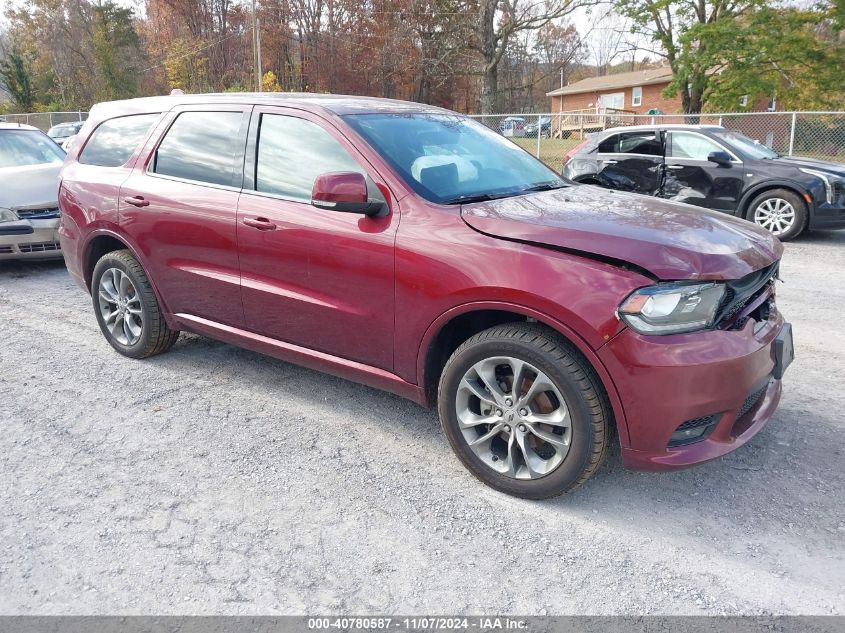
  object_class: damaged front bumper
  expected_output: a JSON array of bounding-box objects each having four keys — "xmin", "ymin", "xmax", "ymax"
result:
[{"xmin": 0, "ymin": 216, "xmax": 62, "ymax": 260}]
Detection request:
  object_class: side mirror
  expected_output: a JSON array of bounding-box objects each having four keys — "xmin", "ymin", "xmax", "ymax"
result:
[
  {"xmin": 311, "ymin": 171, "xmax": 384, "ymax": 216},
  {"xmin": 707, "ymin": 150, "xmax": 733, "ymax": 167}
]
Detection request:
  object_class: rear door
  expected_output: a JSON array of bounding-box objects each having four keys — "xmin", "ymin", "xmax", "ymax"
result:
[
  {"xmin": 595, "ymin": 130, "xmax": 664, "ymax": 194},
  {"xmin": 60, "ymin": 112, "xmax": 161, "ymax": 249},
  {"xmin": 120, "ymin": 105, "xmax": 250, "ymax": 327},
  {"xmin": 235, "ymin": 106, "xmax": 398, "ymax": 370},
  {"xmin": 661, "ymin": 130, "xmax": 745, "ymax": 212}
]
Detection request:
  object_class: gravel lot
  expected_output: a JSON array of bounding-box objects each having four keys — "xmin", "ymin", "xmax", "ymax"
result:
[{"xmin": 1, "ymin": 231, "xmax": 843, "ymax": 616}]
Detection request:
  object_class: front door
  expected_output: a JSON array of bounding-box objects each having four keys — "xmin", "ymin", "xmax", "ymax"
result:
[
  {"xmin": 595, "ymin": 129, "xmax": 664, "ymax": 195},
  {"xmin": 236, "ymin": 107, "xmax": 398, "ymax": 370},
  {"xmin": 120, "ymin": 106, "xmax": 250, "ymax": 327},
  {"xmin": 661, "ymin": 131, "xmax": 745, "ymax": 213}
]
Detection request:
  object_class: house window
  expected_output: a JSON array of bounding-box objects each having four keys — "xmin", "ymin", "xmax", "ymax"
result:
[
  {"xmin": 598, "ymin": 92, "xmax": 625, "ymax": 110},
  {"xmin": 767, "ymin": 97, "xmax": 777, "ymax": 112},
  {"xmin": 632, "ymin": 86, "xmax": 642, "ymax": 107},
  {"xmin": 739, "ymin": 95, "xmax": 749, "ymax": 107}
]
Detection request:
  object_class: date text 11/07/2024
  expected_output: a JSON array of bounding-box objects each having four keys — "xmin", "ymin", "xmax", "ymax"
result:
[{"xmin": 307, "ymin": 617, "xmax": 528, "ymax": 630}]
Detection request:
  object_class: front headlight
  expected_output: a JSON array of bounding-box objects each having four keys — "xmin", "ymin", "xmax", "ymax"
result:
[
  {"xmin": 0, "ymin": 208, "xmax": 17, "ymax": 223},
  {"xmin": 800, "ymin": 168, "xmax": 844, "ymax": 204},
  {"xmin": 618, "ymin": 282, "xmax": 726, "ymax": 335}
]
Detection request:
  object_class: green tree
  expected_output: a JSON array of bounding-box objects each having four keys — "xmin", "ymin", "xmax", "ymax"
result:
[
  {"xmin": 616, "ymin": 0, "xmax": 762, "ymax": 113},
  {"xmin": 617, "ymin": 0, "xmax": 845, "ymax": 113},
  {"xmin": 703, "ymin": 4, "xmax": 845, "ymax": 111},
  {"xmin": 0, "ymin": 46, "xmax": 36, "ymax": 111},
  {"xmin": 90, "ymin": 2, "xmax": 144, "ymax": 101}
]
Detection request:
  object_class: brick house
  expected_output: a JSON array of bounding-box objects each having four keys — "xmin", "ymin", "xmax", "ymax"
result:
[{"xmin": 546, "ymin": 67, "xmax": 681, "ymax": 114}]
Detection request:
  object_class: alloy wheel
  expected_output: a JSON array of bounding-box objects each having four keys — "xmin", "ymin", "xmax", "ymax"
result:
[
  {"xmin": 456, "ymin": 356, "xmax": 571, "ymax": 480},
  {"xmin": 753, "ymin": 198, "xmax": 796, "ymax": 236},
  {"xmin": 97, "ymin": 267, "xmax": 143, "ymax": 346}
]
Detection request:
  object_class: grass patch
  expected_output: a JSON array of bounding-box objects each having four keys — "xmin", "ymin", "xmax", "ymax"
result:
[{"xmin": 511, "ymin": 137, "xmax": 581, "ymax": 168}]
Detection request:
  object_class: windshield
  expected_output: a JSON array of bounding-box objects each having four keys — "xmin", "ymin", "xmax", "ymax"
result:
[
  {"xmin": 713, "ymin": 130, "xmax": 779, "ymax": 159},
  {"xmin": 47, "ymin": 123, "xmax": 81, "ymax": 138},
  {"xmin": 343, "ymin": 113, "xmax": 565, "ymax": 204},
  {"xmin": 0, "ymin": 130, "xmax": 65, "ymax": 167}
]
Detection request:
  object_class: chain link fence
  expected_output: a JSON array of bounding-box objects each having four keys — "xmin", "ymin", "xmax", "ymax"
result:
[
  {"xmin": 0, "ymin": 111, "xmax": 87, "ymax": 132},
  {"xmin": 469, "ymin": 111, "xmax": 845, "ymax": 168},
  {"xmin": 3, "ymin": 109, "xmax": 843, "ymax": 168}
]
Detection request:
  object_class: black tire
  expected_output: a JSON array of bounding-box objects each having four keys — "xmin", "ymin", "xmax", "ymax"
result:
[
  {"xmin": 437, "ymin": 323, "xmax": 611, "ymax": 499},
  {"xmin": 745, "ymin": 188, "xmax": 807, "ymax": 242},
  {"xmin": 91, "ymin": 249, "xmax": 179, "ymax": 359}
]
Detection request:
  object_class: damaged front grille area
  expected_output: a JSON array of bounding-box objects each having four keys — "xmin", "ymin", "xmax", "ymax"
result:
[
  {"xmin": 715, "ymin": 261, "xmax": 779, "ymax": 329},
  {"xmin": 14, "ymin": 206, "xmax": 61, "ymax": 220}
]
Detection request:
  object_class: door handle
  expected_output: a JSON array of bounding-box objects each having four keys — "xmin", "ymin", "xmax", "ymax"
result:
[
  {"xmin": 666, "ymin": 164, "xmax": 684, "ymax": 170},
  {"xmin": 601, "ymin": 159, "xmax": 618, "ymax": 165},
  {"xmin": 123, "ymin": 195, "xmax": 150, "ymax": 207},
  {"xmin": 242, "ymin": 217, "xmax": 277, "ymax": 231}
]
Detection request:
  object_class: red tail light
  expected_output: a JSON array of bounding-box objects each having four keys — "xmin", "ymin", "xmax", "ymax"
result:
[{"xmin": 563, "ymin": 138, "xmax": 590, "ymax": 166}]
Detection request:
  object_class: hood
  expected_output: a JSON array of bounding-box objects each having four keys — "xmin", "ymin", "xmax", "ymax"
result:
[
  {"xmin": 0, "ymin": 163, "xmax": 62, "ymax": 209},
  {"xmin": 461, "ymin": 185, "xmax": 782, "ymax": 280},
  {"xmin": 774, "ymin": 156, "xmax": 845, "ymax": 176}
]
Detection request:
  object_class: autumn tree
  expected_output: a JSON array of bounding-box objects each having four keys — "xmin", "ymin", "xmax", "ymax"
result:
[{"xmin": 474, "ymin": 0, "xmax": 589, "ymax": 113}]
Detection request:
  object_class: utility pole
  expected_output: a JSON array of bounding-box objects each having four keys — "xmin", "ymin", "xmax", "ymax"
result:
[{"xmin": 252, "ymin": 0, "xmax": 262, "ymax": 92}]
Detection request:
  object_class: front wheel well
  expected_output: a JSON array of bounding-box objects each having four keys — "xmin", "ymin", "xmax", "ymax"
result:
[
  {"xmin": 84, "ymin": 235, "xmax": 130, "ymax": 290},
  {"xmin": 741, "ymin": 184, "xmax": 808, "ymax": 218},
  {"xmin": 424, "ymin": 310, "xmax": 529, "ymax": 405}
]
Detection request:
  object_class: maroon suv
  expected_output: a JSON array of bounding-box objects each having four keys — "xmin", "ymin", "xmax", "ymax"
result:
[{"xmin": 58, "ymin": 94, "xmax": 793, "ymax": 499}]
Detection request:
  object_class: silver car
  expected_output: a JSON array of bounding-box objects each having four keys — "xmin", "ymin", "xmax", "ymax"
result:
[{"xmin": 0, "ymin": 122, "xmax": 65, "ymax": 260}]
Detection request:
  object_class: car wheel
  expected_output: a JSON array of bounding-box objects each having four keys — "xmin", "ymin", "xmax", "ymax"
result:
[
  {"xmin": 437, "ymin": 323, "xmax": 611, "ymax": 499},
  {"xmin": 747, "ymin": 189, "xmax": 807, "ymax": 241},
  {"xmin": 91, "ymin": 249, "xmax": 179, "ymax": 359}
]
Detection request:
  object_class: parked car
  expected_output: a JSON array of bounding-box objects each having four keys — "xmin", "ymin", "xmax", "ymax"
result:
[
  {"xmin": 498, "ymin": 116, "xmax": 526, "ymax": 137},
  {"xmin": 523, "ymin": 116, "xmax": 551, "ymax": 138},
  {"xmin": 0, "ymin": 122, "xmax": 65, "ymax": 260},
  {"xmin": 47, "ymin": 120, "xmax": 85, "ymax": 148},
  {"xmin": 563, "ymin": 124, "xmax": 845, "ymax": 241},
  {"xmin": 59, "ymin": 95, "xmax": 792, "ymax": 499}
]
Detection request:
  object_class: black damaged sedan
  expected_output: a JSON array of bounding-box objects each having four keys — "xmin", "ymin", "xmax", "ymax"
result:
[{"xmin": 562, "ymin": 124, "xmax": 845, "ymax": 241}]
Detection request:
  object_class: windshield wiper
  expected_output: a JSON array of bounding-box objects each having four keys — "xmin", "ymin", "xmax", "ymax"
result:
[
  {"xmin": 440, "ymin": 192, "xmax": 519, "ymax": 205},
  {"xmin": 521, "ymin": 181, "xmax": 567, "ymax": 193},
  {"xmin": 440, "ymin": 181, "xmax": 567, "ymax": 205}
]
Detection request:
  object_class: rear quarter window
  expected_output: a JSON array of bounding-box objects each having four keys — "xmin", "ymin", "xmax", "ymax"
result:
[{"xmin": 78, "ymin": 114, "xmax": 160, "ymax": 167}]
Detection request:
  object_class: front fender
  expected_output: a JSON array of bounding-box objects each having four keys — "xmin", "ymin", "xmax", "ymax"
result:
[{"xmin": 414, "ymin": 298, "xmax": 633, "ymax": 447}]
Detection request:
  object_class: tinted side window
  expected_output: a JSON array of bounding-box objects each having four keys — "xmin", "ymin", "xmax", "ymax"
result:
[
  {"xmin": 618, "ymin": 132, "xmax": 662, "ymax": 156},
  {"xmin": 255, "ymin": 114, "xmax": 364, "ymax": 200},
  {"xmin": 153, "ymin": 111, "xmax": 243, "ymax": 186},
  {"xmin": 79, "ymin": 114, "xmax": 159, "ymax": 167},
  {"xmin": 669, "ymin": 132, "xmax": 723, "ymax": 160},
  {"xmin": 598, "ymin": 132, "xmax": 662, "ymax": 156},
  {"xmin": 598, "ymin": 134, "xmax": 619, "ymax": 153}
]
